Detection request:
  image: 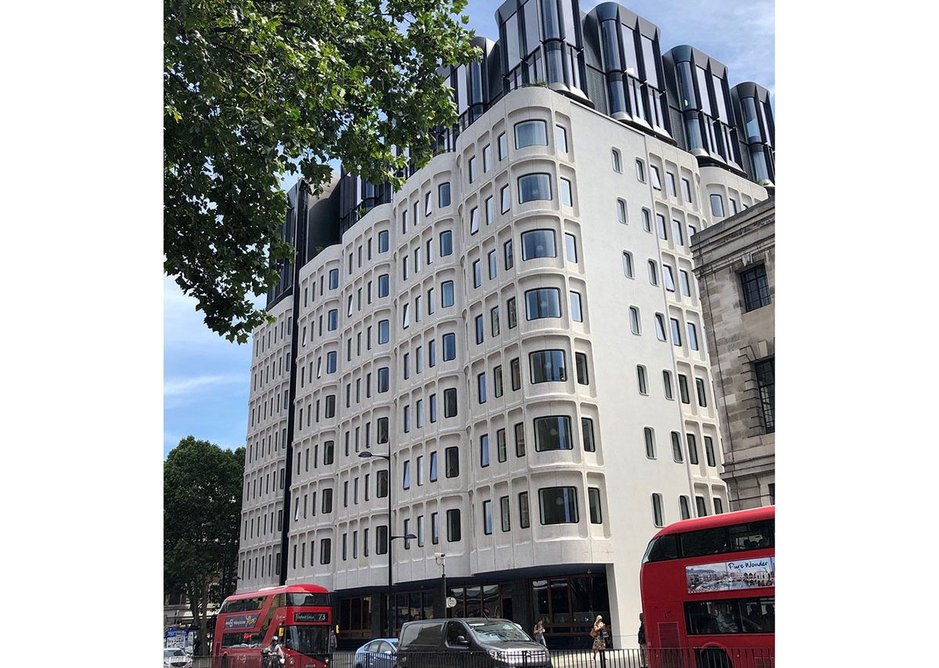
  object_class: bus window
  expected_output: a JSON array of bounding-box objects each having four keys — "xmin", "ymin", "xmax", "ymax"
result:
[
  {"xmin": 685, "ymin": 597, "xmax": 774, "ymax": 635},
  {"xmin": 643, "ymin": 534, "xmax": 678, "ymax": 562},
  {"xmin": 729, "ymin": 520, "xmax": 774, "ymax": 551},
  {"xmin": 287, "ymin": 593, "xmax": 331, "ymax": 607},
  {"xmin": 680, "ymin": 527, "xmax": 728, "ymax": 557}
]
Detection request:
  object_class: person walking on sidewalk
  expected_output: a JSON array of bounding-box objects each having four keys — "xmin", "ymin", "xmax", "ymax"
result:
[
  {"xmin": 637, "ymin": 613, "xmax": 647, "ymax": 668},
  {"xmin": 533, "ymin": 619, "xmax": 547, "ymax": 647},
  {"xmin": 591, "ymin": 615, "xmax": 607, "ymax": 657}
]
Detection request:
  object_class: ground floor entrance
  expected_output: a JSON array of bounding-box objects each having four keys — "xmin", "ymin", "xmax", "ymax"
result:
[{"xmin": 334, "ymin": 565, "xmax": 610, "ymax": 650}]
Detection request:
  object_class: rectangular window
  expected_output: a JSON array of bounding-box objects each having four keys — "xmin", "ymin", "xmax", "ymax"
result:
[
  {"xmin": 644, "ymin": 427, "xmax": 656, "ymax": 459},
  {"xmin": 491, "ymin": 306, "xmax": 501, "ymax": 337},
  {"xmin": 444, "ymin": 387, "xmax": 458, "ymax": 417},
  {"xmin": 652, "ymin": 493, "xmax": 664, "ymax": 527},
  {"xmin": 507, "ymin": 297, "xmax": 517, "ymax": 329},
  {"xmin": 666, "ymin": 171, "xmax": 677, "ymax": 197},
  {"xmin": 575, "ymin": 352, "xmax": 589, "ymax": 384},
  {"xmin": 680, "ymin": 496, "xmax": 691, "ymax": 520},
  {"xmin": 519, "ymin": 491, "xmax": 530, "ymax": 528},
  {"xmin": 468, "ymin": 156, "xmax": 476, "ymax": 184},
  {"xmin": 655, "ymin": 213, "xmax": 667, "ymax": 240},
  {"xmin": 378, "ymin": 230, "xmax": 390, "ymax": 253},
  {"xmin": 486, "ymin": 196, "xmax": 494, "ymax": 225},
  {"xmin": 655, "ymin": 313, "xmax": 667, "ymax": 341},
  {"xmin": 588, "ymin": 487, "xmax": 602, "ymax": 524},
  {"xmin": 488, "ymin": 250, "xmax": 498, "ymax": 279},
  {"xmin": 446, "ymin": 508, "xmax": 461, "ymax": 542},
  {"xmin": 687, "ymin": 322, "xmax": 699, "ymax": 350},
  {"xmin": 483, "ymin": 144, "xmax": 491, "ymax": 172},
  {"xmin": 560, "ymin": 178, "xmax": 573, "ymax": 206},
  {"xmin": 510, "ymin": 357, "xmax": 521, "ymax": 391},
  {"xmin": 483, "ymin": 499, "xmax": 493, "ymax": 535},
  {"xmin": 570, "ymin": 291, "xmax": 583, "ymax": 322},
  {"xmin": 663, "ymin": 370, "xmax": 674, "ymax": 400},
  {"xmin": 556, "ymin": 124, "xmax": 568, "ymax": 153},
  {"xmin": 648, "ymin": 260, "xmax": 659, "ymax": 285},
  {"xmin": 672, "ymin": 219, "xmax": 685, "ymax": 246},
  {"xmin": 695, "ymin": 496, "xmax": 708, "ymax": 517},
  {"xmin": 504, "ymin": 240, "xmax": 514, "ymax": 270},
  {"xmin": 611, "ymin": 148, "xmax": 622, "ymax": 172},
  {"xmin": 704, "ymin": 436, "xmax": 716, "ymax": 467},
  {"xmin": 470, "ymin": 206, "xmax": 479, "ymax": 235},
  {"xmin": 445, "ymin": 446, "xmax": 459, "ymax": 477},
  {"xmin": 477, "ymin": 372, "xmax": 487, "ymax": 403},
  {"xmin": 496, "ymin": 428, "xmax": 507, "ymax": 462},
  {"xmin": 680, "ymin": 270, "xmax": 692, "ymax": 297},
  {"xmin": 473, "ymin": 259, "xmax": 482, "ymax": 288},
  {"xmin": 438, "ymin": 182, "xmax": 451, "ymax": 207},
  {"xmin": 641, "ymin": 207, "xmax": 652, "ymax": 232},
  {"xmin": 514, "ymin": 422, "xmax": 526, "ymax": 457},
  {"xmin": 582, "ymin": 417, "xmax": 596, "ymax": 452},
  {"xmin": 637, "ymin": 365, "xmax": 648, "ymax": 395},
  {"xmin": 681, "ymin": 177, "xmax": 692, "ymax": 203},
  {"xmin": 475, "ymin": 314, "xmax": 484, "ymax": 344},
  {"xmin": 670, "ymin": 318, "xmax": 682, "ymax": 346},
  {"xmin": 534, "ymin": 416, "xmax": 573, "ymax": 451},
  {"xmin": 679, "ymin": 374, "xmax": 691, "ymax": 404},
  {"xmin": 501, "ymin": 185, "xmax": 510, "ymax": 213},
  {"xmin": 687, "ymin": 433, "xmax": 699, "ymax": 465},
  {"xmin": 671, "ymin": 431, "xmax": 684, "ymax": 462},
  {"xmin": 479, "ymin": 435, "xmax": 490, "ymax": 470},
  {"xmin": 740, "ymin": 264, "xmax": 771, "ymax": 311},
  {"xmin": 755, "ymin": 358, "xmax": 775, "ymax": 432},
  {"xmin": 439, "ymin": 230, "xmax": 453, "ymax": 256},
  {"xmin": 430, "ymin": 451, "xmax": 438, "ymax": 481},
  {"xmin": 650, "ymin": 165, "xmax": 662, "ymax": 190},
  {"xmin": 710, "ymin": 193, "xmax": 725, "ymax": 217},
  {"xmin": 696, "ymin": 378, "xmax": 708, "ymax": 407},
  {"xmin": 498, "ymin": 132, "xmax": 507, "ymax": 160},
  {"xmin": 493, "ymin": 364, "xmax": 504, "ymax": 397},
  {"xmin": 539, "ymin": 487, "xmax": 578, "ymax": 524},
  {"xmin": 500, "ymin": 495, "xmax": 511, "ymax": 531}
]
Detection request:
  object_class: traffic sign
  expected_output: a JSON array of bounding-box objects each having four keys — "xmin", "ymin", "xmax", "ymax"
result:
[{"xmin": 446, "ymin": 596, "xmax": 457, "ymax": 608}]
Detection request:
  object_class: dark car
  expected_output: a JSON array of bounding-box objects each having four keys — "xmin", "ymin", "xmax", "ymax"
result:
[
  {"xmin": 354, "ymin": 637, "xmax": 399, "ymax": 668},
  {"xmin": 396, "ymin": 618, "xmax": 550, "ymax": 668}
]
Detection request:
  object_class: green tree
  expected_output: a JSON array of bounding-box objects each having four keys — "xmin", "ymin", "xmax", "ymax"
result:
[
  {"xmin": 164, "ymin": 436, "xmax": 245, "ymax": 654},
  {"xmin": 165, "ymin": 0, "xmax": 478, "ymax": 342}
]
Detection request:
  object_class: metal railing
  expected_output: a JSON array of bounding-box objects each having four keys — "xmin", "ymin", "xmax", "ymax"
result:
[{"xmin": 194, "ymin": 648, "xmax": 773, "ymax": 668}]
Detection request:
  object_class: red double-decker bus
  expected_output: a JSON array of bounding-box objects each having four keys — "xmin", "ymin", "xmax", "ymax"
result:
[
  {"xmin": 213, "ymin": 584, "xmax": 332, "ymax": 668},
  {"xmin": 640, "ymin": 506, "xmax": 774, "ymax": 668}
]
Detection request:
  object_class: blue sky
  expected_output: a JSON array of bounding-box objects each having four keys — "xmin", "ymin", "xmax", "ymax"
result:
[{"xmin": 163, "ymin": 0, "xmax": 775, "ymax": 458}]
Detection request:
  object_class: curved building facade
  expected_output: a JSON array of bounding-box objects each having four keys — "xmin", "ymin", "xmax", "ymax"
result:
[{"xmin": 237, "ymin": 2, "xmax": 773, "ymax": 652}]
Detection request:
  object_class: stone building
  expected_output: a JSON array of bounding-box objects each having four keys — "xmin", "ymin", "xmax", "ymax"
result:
[{"xmin": 690, "ymin": 197, "xmax": 775, "ymax": 509}]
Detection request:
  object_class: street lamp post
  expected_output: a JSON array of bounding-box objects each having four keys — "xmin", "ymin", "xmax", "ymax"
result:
[{"xmin": 359, "ymin": 450, "xmax": 415, "ymax": 637}]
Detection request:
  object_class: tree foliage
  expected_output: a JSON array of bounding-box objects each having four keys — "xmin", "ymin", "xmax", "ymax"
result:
[
  {"xmin": 164, "ymin": 0, "xmax": 479, "ymax": 342},
  {"xmin": 164, "ymin": 436, "xmax": 245, "ymax": 653}
]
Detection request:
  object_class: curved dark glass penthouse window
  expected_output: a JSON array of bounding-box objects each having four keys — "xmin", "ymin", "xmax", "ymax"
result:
[
  {"xmin": 520, "ymin": 229, "xmax": 557, "ymax": 259},
  {"xmin": 518, "ymin": 173, "xmax": 552, "ymax": 203},
  {"xmin": 499, "ymin": 0, "xmax": 585, "ymax": 96}
]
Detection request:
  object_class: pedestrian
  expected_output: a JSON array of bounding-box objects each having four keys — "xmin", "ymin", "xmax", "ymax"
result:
[
  {"xmin": 590, "ymin": 615, "xmax": 607, "ymax": 657},
  {"xmin": 533, "ymin": 619, "xmax": 547, "ymax": 647},
  {"xmin": 637, "ymin": 613, "xmax": 647, "ymax": 668},
  {"xmin": 328, "ymin": 626, "xmax": 338, "ymax": 653}
]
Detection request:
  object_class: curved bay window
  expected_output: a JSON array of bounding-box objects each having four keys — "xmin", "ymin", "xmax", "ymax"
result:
[
  {"xmin": 525, "ymin": 287, "xmax": 562, "ymax": 320},
  {"xmin": 521, "ymin": 228, "xmax": 557, "ymax": 259},
  {"xmin": 539, "ymin": 485, "xmax": 578, "ymax": 522},
  {"xmin": 518, "ymin": 173, "xmax": 553, "ymax": 203},
  {"xmin": 534, "ymin": 415, "xmax": 573, "ymax": 451},
  {"xmin": 498, "ymin": 0, "xmax": 588, "ymax": 102},
  {"xmin": 530, "ymin": 349, "xmax": 567, "ymax": 383}
]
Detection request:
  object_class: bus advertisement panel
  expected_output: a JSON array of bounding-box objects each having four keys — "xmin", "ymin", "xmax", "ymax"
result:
[
  {"xmin": 640, "ymin": 506, "xmax": 774, "ymax": 668},
  {"xmin": 213, "ymin": 584, "xmax": 332, "ymax": 668}
]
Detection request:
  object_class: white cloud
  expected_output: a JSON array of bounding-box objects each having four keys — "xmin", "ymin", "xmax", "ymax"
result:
[{"xmin": 164, "ymin": 373, "xmax": 247, "ymax": 398}]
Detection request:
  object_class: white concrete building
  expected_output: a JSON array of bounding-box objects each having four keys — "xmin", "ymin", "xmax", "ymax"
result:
[{"xmin": 236, "ymin": 0, "xmax": 773, "ymax": 651}]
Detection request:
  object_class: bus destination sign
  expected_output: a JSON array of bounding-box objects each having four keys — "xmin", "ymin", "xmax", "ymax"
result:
[
  {"xmin": 685, "ymin": 557, "xmax": 775, "ymax": 594},
  {"xmin": 295, "ymin": 612, "xmax": 329, "ymax": 622}
]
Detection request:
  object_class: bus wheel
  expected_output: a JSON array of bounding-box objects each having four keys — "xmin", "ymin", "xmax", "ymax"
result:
[{"xmin": 696, "ymin": 648, "xmax": 731, "ymax": 668}]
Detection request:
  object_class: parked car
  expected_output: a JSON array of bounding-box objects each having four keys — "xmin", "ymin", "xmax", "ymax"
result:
[
  {"xmin": 164, "ymin": 647, "xmax": 193, "ymax": 668},
  {"xmin": 396, "ymin": 618, "xmax": 550, "ymax": 668},
  {"xmin": 354, "ymin": 637, "xmax": 399, "ymax": 668}
]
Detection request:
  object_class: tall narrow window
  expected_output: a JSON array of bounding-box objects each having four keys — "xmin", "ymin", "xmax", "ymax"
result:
[
  {"xmin": 687, "ymin": 322, "xmax": 699, "ymax": 350},
  {"xmin": 569, "ymin": 291, "xmax": 583, "ymax": 323},
  {"xmin": 678, "ymin": 374, "xmax": 691, "ymax": 404},
  {"xmin": 663, "ymin": 370, "xmax": 674, "ymax": 400},
  {"xmin": 710, "ymin": 193, "xmax": 725, "ymax": 217},
  {"xmin": 623, "ymin": 251, "xmax": 634, "ymax": 278},
  {"xmin": 637, "ymin": 365, "xmax": 648, "ymax": 395},
  {"xmin": 500, "ymin": 495, "xmax": 511, "ymax": 531},
  {"xmin": 655, "ymin": 313, "xmax": 667, "ymax": 341},
  {"xmin": 588, "ymin": 487, "xmax": 602, "ymax": 524},
  {"xmin": 755, "ymin": 358, "xmax": 775, "ymax": 432},
  {"xmin": 483, "ymin": 499, "xmax": 493, "ymax": 534},
  {"xmin": 555, "ymin": 125, "xmax": 568, "ymax": 153},
  {"xmin": 582, "ymin": 417, "xmax": 596, "ymax": 452},
  {"xmin": 652, "ymin": 493, "xmax": 664, "ymax": 527},
  {"xmin": 670, "ymin": 318, "xmax": 682, "ymax": 346},
  {"xmin": 480, "ymin": 434, "xmax": 490, "ymax": 467},
  {"xmin": 641, "ymin": 208, "xmax": 652, "ymax": 233},
  {"xmin": 519, "ymin": 491, "xmax": 530, "ymax": 528},
  {"xmin": 611, "ymin": 148, "xmax": 622, "ymax": 172},
  {"xmin": 695, "ymin": 378, "xmax": 708, "ymax": 407},
  {"xmin": 560, "ymin": 178, "xmax": 573, "ymax": 206},
  {"xmin": 438, "ymin": 182, "xmax": 451, "ymax": 207},
  {"xmin": 671, "ymin": 432, "xmax": 684, "ymax": 462},
  {"xmin": 650, "ymin": 165, "xmax": 662, "ymax": 190},
  {"xmin": 617, "ymin": 198, "xmax": 627, "ymax": 224},
  {"xmin": 446, "ymin": 508, "xmax": 461, "ymax": 542},
  {"xmin": 644, "ymin": 427, "xmax": 656, "ymax": 459},
  {"xmin": 704, "ymin": 436, "xmax": 716, "ymax": 467},
  {"xmin": 687, "ymin": 433, "xmax": 699, "ymax": 465},
  {"xmin": 636, "ymin": 159, "xmax": 645, "ymax": 182},
  {"xmin": 679, "ymin": 496, "xmax": 691, "ymax": 520},
  {"xmin": 629, "ymin": 306, "xmax": 641, "ymax": 335},
  {"xmin": 575, "ymin": 352, "xmax": 589, "ymax": 385}
]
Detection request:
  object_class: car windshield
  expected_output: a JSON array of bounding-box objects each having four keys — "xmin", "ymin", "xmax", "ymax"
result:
[{"xmin": 468, "ymin": 622, "xmax": 533, "ymax": 643}]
